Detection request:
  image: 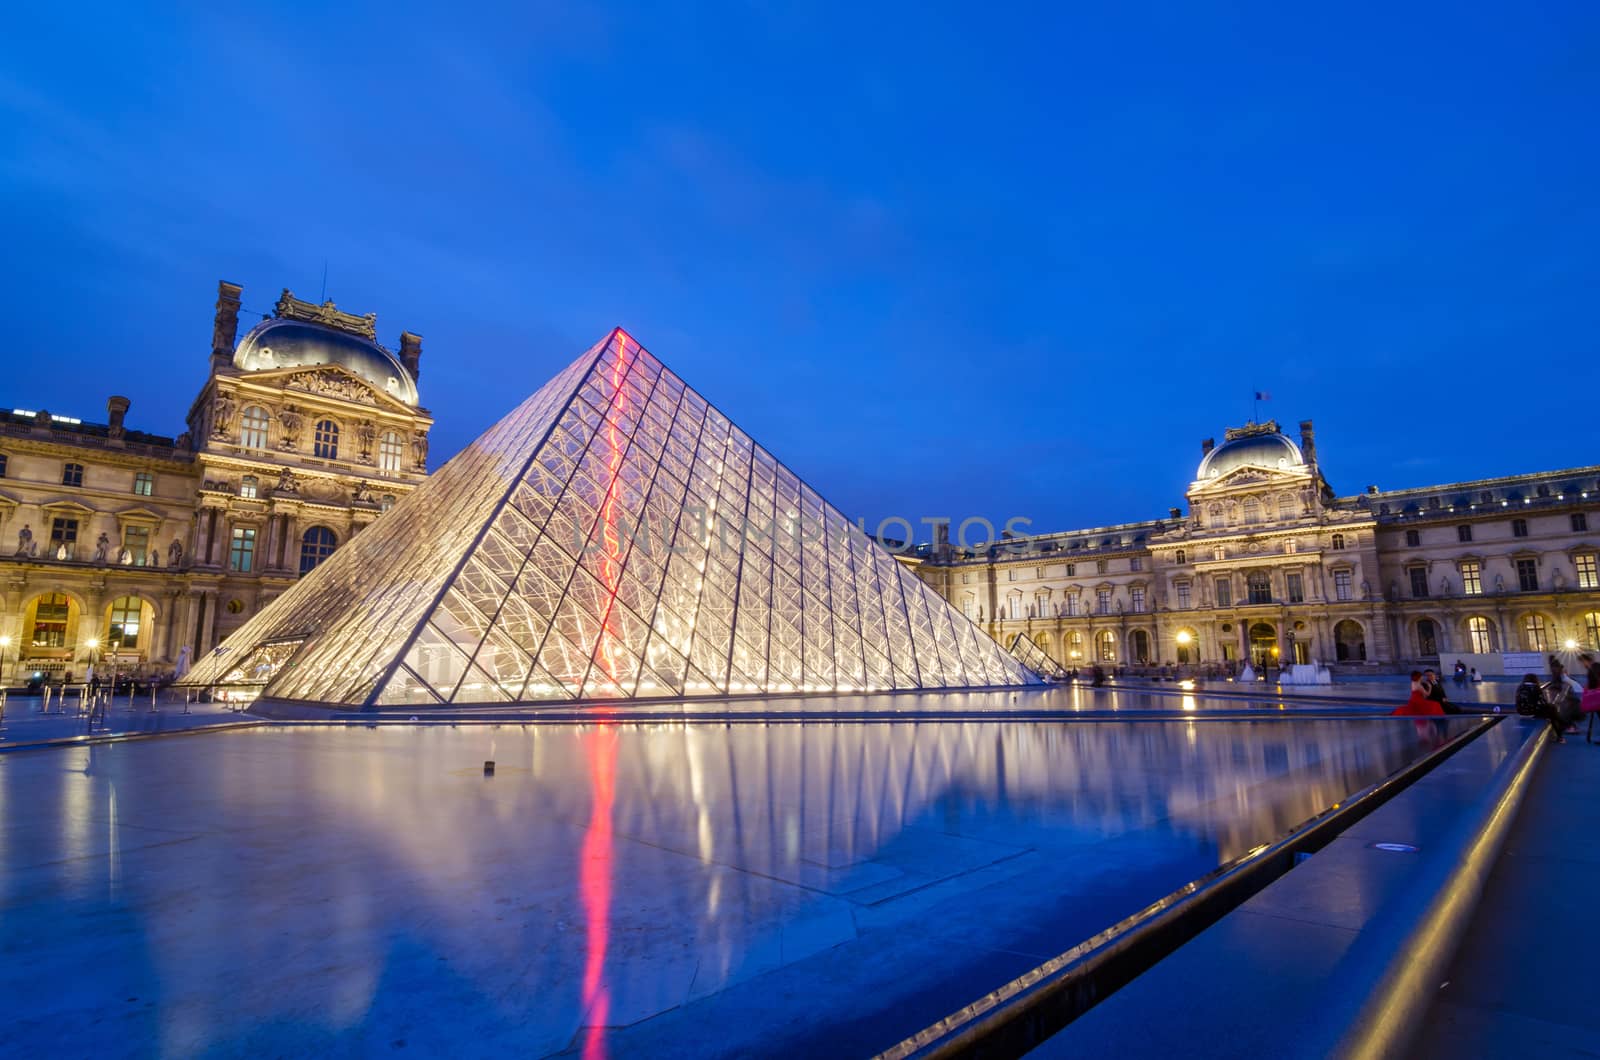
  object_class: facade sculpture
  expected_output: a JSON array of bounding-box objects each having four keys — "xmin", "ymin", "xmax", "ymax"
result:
[{"xmin": 0, "ymin": 281, "xmax": 431, "ymax": 680}]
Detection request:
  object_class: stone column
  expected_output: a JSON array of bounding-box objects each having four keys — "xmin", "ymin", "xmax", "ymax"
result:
[
  {"xmin": 178, "ymin": 591, "xmax": 201, "ymax": 658},
  {"xmin": 198, "ymin": 589, "xmax": 219, "ymax": 654}
]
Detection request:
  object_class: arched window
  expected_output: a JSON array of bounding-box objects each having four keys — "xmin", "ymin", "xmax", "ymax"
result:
[
  {"xmin": 1130, "ymin": 629, "xmax": 1151, "ymax": 664},
  {"xmin": 30, "ymin": 593, "xmax": 70, "ymax": 647},
  {"xmin": 1067, "ymin": 631, "xmax": 1084, "ymax": 658},
  {"xmin": 1334, "ymin": 619, "xmax": 1366, "ymax": 662},
  {"xmin": 1095, "ymin": 630, "xmax": 1117, "ymax": 662},
  {"xmin": 108, "ymin": 596, "xmax": 144, "ymax": 649},
  {"xmin": 378, "ymin": 430, "xmax": 405, "ymax": 473},
  {"xmin": 239, "ymin": 475, "xmax": 258, "ymax": 500},
  {"xmin": 240, "ymin": 406, "xmax": 270, "ymax": 449},
  {"xmin": 1416, "ymin": 619, "xmax": 1438, "ymax": 657},
  {"xmin": 1467, "ymin": 615, "xmax": 1495, "ymax": 654},
  {"xmin": 299, "ymin": 525, "xmax": 337, "ymax": 576},
  {"xmin": 313, "ymin": 419, "xmax": 340, "ymax": 459},
  {"xmin": 1242, "ymin": 498, "xmax": 1261, "ymax": 524},
  {"xmin": 1522, "ymin": 614, "xmax": 1548, "ymax": 652}
]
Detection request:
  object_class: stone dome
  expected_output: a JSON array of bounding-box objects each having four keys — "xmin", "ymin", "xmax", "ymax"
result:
[
  {"xmin": 233, "ymin": 318, "xmax": 418, "ymax": 406},
  {"xmin": 1197, "ymin": 430, "xmax": 1304, "ymax": 480}
]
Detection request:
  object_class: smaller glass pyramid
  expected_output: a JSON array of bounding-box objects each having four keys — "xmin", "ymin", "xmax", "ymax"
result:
[{"xmin": 183, "ymin": 330, "xmax": 1039, "ymax": 706}]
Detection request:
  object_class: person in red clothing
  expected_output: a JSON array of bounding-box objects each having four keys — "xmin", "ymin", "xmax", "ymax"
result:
[{"xmin": 1394, "ymin": 671, "xmax": 1445, "ymax": 716}]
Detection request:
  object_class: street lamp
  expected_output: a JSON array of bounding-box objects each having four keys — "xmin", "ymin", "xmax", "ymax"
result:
[{"xmin": 1564, "ymin": 638, "xmax": 1579, "ymax": 651}]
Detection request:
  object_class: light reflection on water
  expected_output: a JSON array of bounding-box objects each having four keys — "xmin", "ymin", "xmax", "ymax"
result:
[{"xmin": 0, "ymin": 718, "xmax": 1472, "ymax": 1058}]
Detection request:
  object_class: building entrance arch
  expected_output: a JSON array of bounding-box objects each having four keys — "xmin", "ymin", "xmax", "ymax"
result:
[{"xmin": 1248, "ymin": 622, "xmax": 1278, "ymax": 669}]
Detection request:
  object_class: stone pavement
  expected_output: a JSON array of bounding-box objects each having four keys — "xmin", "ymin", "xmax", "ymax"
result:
[
  {"xmin": 1416, "ymin": 729, "xmax": 1600, "ymax": 1056},
  {"xmin": 0, "ymin": 689, "xmax": 254, "ymax": 749}
]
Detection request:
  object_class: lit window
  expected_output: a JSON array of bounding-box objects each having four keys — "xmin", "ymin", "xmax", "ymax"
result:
[
  {"xmin": 49, "ymin": 518, "xmax": 78, "ymax": 558},
  {"xmin": 1130, "ymin": 586, "xmax": 1146, "ymax": 612},
  {"xmin": 1516, "ymin": 558, "xmax": 1538, "ymax": 592},
  {"xmin": 1215, "ymin": 577, "xmax": 1232, "ymax": 608},
  {"xmin": 240, "ymin": 406, "xmax": 270, "ymax": 449},
  {"xmin": 1096, "ymin": 630, "xmax": 1116, "ymax": 662},
  {"xmin": 1467, "ymin": 615, "xmax": 1494, "ymax": 653},
  {"xmin": 1286, "ymin": 572, "xmax": 1304, "ymax": 603},
  {"xmin": 1577, "ymin": 554, "xmax": 1598, "ymax": 590},
  {"xmin": 62, "ymin": 462, "xmax": 84, "ymax": 487},
  {"xmin": 133, "ymin": 472, "xmax": 153, "ymax": 496},
  {"xmin": 1461, "ymin": 561, "xmax": 1482, "ymax": 595},
  {"xmin": 1511, "ymin": 518, "xmax": 1528, "ymax": 538},
  {"xmin": 1523, "ymin": 614, "xmax": 1548, "ymax": 652},
  {"xmin": 240, "ymin": 475, "xmax": 258, "ymax": 500},
  {"xmin": 379, "ymin": 431, "xmax": 405, "ymax": 473},
  {"xmin": 229, "ymin": 526, "xmax": 256, "ymax": 572},
  {"xmin": 1334, "ymin": 570, "xmax": 1352, "ymax": 602},
  {"xmin": 122, "ymin": 525, "xmax": 150, "ymax": 566},
  {"xmin": 1457, "ymin": 524, "xmax": 1473, "ymax": 543},
  {"xmin": 1405, "ymin": 529, "xmax": 1420, "ymax": 547},
  {"xmin": 108, "ymin": 596, "xmax": 143, "ymax": 649},
  {"xmin": 313, "ymin": 420, "xmax": 340, "ymax": 459},
  {"xmin": 1584, "ymin": 611, "xmax": 1600, "ymax": 647},
  {"xmin": 299, "ymin": 525, "xmax": 337, "ymax": 576},
  {"xmin": 1283, "ymin": 539, "xmax": 1297, "ymax": 554},
  {"xmin": 30, "ymin": 593, "xmax": 70, "ymax": 647}
]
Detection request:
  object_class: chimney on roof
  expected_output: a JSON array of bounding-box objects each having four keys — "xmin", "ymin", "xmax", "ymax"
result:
[
  {"xmin": 1200, "ymin": 437, "xmax": 1215, "ymax": 456},
  {"xmin": 107, "ymin": 395, "xmax": 130, "ymax": 438},
  {"xmin": 399, "ymin": 331, "xmax": 423, "ymax": 382},
  {"xmin": 1299, "ymin": 419, "xmax": 1317, "ymax": 466},
  {"xmin": 211, "ymin": 281, "xmax": 243, "ymax": 369}
]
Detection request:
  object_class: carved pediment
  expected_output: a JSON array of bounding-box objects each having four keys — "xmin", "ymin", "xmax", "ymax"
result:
[{"xmin": 283, "ymin": 368, "xmax": 381, "ymax": 406}]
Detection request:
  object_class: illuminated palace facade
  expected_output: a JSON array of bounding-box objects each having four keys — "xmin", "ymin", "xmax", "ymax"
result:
[
  {"xmin": 913, "ymin": 421, "xmax": 1600, "ymax": 672},
  {"xmin": 0, "ymin": 282, "xmax": 431, "ymax": 680}
]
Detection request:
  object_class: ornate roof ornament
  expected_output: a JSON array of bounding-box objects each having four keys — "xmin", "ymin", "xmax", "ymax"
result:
[
  {"xmin": 1222, "ymin": 419, "xmax": 1280, "ymax": 442},
  {"xmin": 273, "ymin": 289, "xmax": 378, "ymax": 340}
]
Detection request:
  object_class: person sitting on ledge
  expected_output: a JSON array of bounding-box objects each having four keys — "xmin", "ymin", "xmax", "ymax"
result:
[
  {"xmin": 1394, "ymin": 671, "xmax": 1445, "ymax": 716},
  {"xmin": 1516, "ymin": 674, "xmax": 1566, "ymax": 743},
  {"xmin": 1421, "ymin": 668, "xmax": 1462, "ymax": 714}
]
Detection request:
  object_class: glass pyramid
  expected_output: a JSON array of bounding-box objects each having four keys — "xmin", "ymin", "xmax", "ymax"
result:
[{"xmin": 183, "ymin": 330, "xmax": 1039, "ymax": 707}]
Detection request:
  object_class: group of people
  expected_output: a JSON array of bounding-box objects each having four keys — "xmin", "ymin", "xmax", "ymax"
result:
[{"xmin": 1514, "ymin": 653, "xmax": 1600, "ymax": 744}]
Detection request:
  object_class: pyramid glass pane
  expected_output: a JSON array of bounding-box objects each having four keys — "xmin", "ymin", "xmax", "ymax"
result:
[{"xmin": 182, "ymin": 329, "xmax": 1038, "ymax": 706}]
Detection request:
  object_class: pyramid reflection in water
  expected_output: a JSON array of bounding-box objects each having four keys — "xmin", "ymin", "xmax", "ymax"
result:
[{"xmin": 182, "ymin": 330, "xmax": 1038, "ymax": 707}]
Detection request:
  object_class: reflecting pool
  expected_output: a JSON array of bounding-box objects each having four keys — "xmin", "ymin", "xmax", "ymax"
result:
[{"xmin": 0, "ymin": 717, "xmax": 1473, "ymax": 1057}]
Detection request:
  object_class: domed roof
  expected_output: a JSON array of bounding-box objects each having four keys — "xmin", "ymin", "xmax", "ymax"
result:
[
  {"xmin": 1197, "ymin": 429, "xmax": 1304, "ymax": 480},
  {"xmin": 233, "ymin": 318, "xmax": 418, "ymax": 406}
]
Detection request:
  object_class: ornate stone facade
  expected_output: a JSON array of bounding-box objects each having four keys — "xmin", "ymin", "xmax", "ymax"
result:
[
  {"xmin": 913, "ymin": 420, "xmax": 1600, "ymax": 673},
  {"xmin": 0, "ymin": 281, "xmax": 432, "ymax": 681}
]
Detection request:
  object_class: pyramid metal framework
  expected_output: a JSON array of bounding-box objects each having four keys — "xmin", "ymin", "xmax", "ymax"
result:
[{"xmin": 183, "ymin": 330, "xmax": 1038, "ymax": 707}]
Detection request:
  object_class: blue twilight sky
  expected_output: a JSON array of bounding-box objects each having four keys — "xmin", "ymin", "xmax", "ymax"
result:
[{"xmin": 1, "ymin": 2, "xmax": 1596, "ymax": 535}]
